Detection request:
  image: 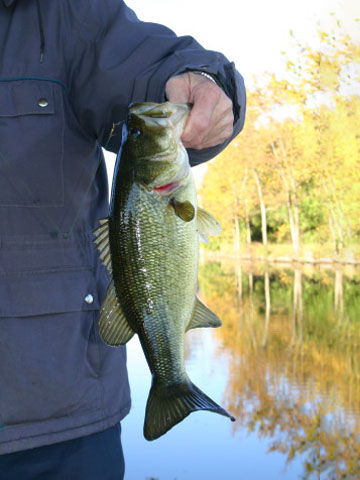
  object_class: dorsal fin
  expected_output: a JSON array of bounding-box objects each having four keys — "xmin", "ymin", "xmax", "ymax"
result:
[
  {"xmin": 99, "ymin": 279, "xmax": 135, "ymax": 346},
  {"xmin": 93, "ymin": 218, "xmax": 112, "ymax": 274}
]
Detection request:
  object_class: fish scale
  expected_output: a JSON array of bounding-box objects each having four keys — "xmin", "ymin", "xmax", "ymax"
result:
[
  {"xmin": 112, "ymin": 181, "xmax": 197, "ymax": 384},
  {"xmin": 93, "ymin": 101, "xmax": 235, "ymax": 440}
]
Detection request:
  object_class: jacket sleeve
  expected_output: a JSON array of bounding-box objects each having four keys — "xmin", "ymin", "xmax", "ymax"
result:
[{"xmin": 67, "ymin": 0, "xmax": 246, "ymax": 165}]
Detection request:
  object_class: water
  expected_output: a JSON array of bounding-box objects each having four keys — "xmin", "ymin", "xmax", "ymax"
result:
[{"xmin": 121, "ymin": 259, "xmax": 360, "ymax": 480}]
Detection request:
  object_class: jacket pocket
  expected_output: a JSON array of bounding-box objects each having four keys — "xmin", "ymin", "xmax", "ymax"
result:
[
  {"xmin": 0, "ymin": 267, "xmax": 100, "ymax": 317},
  {"xmin": 0, "ymin": 79, "xmax": 64, "ymax": 207},
  {"xmin": 0, "ymin": 268, "xmax": 105, "ymax": 426}
]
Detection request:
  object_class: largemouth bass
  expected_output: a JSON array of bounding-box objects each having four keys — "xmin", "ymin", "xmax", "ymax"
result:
[{"xmin": 94, "ymin": 102, "xmax": 235, "ymax": 440}]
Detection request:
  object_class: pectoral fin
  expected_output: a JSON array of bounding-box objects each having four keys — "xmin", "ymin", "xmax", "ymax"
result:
[
  {"xmin": 196, "ymin": 208, "xmax": 221, "ymax": 240},
  {"xmin": 186, "ymin": 297, "xmax": 222, "ymax": 331},
  {"xmin": 99, "ymin": 279, "xmax": 135, "ymax": 346},
  {"xmin": 171, "ymin": 199, "xmax": 195, "ymax": 222},
  {"xmin": 198, "ymin": 232, "xmax": 210, "ymax": 244}
]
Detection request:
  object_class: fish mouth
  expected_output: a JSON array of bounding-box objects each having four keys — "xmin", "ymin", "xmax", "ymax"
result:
[
  {"xmin": 129, "ymin": 102, "xmax": 191, "ymax": 138},
  {"xmin": 129, "ymin": 102, "xmax": 191, "ymax": 119},
  {"xmin": 129, "ymin": 103, "xmax": 172, "ymax": 118}
]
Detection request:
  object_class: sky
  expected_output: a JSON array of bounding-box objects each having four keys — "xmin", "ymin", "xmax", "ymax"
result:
[
  {"xmin": 124, "ymin": 0, "xmax": 359, "ymax": 81},
  {"xmin": 104, "ymin": 0, "xmax": 359, "ymax": 172}
]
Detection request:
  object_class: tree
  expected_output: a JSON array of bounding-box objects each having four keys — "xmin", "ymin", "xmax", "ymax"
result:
[{"xmin": 201, "ymin": 20, "xmax": 360, "ymax": 258}]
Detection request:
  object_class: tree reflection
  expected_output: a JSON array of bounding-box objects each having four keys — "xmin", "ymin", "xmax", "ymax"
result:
[{"xmin": 198, "ymin": 261, "xmax": 360, "ymax": 479}]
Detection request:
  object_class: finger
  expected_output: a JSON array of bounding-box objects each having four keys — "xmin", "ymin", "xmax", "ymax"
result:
[
  {"xmin": 182, "ymin": 92, "xmax": 234, "ymax": 148},
  {"xmin": 166, "ymin": 72, "xmax": 235, "ymax": 149},
  {"xmin": 165, "ymin": 74, "xmax": 191, "ymax": 103},
  {"xmin": 183, "ymin": 111, "xmax": 234, "ymax": 149},
  {"xmin": 181, "ymin": 84, "xmax": 221, "ymax": 144},
  {"xmin": 197, "ymin": 121, "xmax": 234, "ymax": 149}
]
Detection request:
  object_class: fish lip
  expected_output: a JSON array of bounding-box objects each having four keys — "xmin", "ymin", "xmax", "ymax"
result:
[
  {"xmin": 129, "ymin": 102, "xmax": 173, "ymax": 118},
  {"xmin": 128, "ymin": 102, "xmax": 191, "ymax": 141},
  {"xmin": 129, "ymin": 102, "xmax": 190, "ymax": 119}
]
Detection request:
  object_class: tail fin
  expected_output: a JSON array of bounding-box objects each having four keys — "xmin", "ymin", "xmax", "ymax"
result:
[{"xmin": 144, "ymin": 379, "xmax": 235, "ymax": 441}]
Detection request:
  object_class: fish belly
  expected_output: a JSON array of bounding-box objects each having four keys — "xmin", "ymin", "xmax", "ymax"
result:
[{"xmin": 111, "ymin": 182, "xmax": 198, "ymax": 384}]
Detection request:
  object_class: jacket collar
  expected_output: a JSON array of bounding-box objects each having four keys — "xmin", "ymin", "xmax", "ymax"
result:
[{"xmin": 3, "ymin": 0, "xmax": 16, "ymax": 6}]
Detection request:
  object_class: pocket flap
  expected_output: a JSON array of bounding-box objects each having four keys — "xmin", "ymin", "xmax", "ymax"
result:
[
  {"xmin": 0, "ymin": 270, "xmax": 100, "ymax": 317},
  {"xmin": 0, "ymin": 80, "xmax": 55, "ymax": 117}
]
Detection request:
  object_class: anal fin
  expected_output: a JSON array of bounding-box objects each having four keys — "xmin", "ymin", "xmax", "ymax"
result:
[
  {"xmin": 186, "ymin": 297, "xmax": 222, "ymax": 331},
  {"xmin": 99, "ymin": 279, "xmax": 135, "ymax": 346}
]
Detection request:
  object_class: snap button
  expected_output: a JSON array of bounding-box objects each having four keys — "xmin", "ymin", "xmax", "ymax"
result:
[
  {"xmin": 38, "ymin": 98, "xmax": 49, "ymax": 108},
  {"xmin": 84, "ymin": 294, "xmax": 94, "ymax": 305}
]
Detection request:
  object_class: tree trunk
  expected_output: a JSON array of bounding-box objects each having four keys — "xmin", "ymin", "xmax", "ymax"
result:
[
  {"xmin": 321, "ymin": 175, "xmax": 344, "ymax": 252},
  {"xmin": 328, "ymin": 215, "xmax": 339, "ymax": 254},
  {"xmin": 233, "ymin": 215, "xmax": 241, "ymax": 254},
  {"xmin": 269, "ymin": 138, "xmax": 300, "ymax": 257},
  {"xmin": 279, "ymin": 168, "xmax": 299, "ymax": 256},
  {"xmin": 252, "ymin": 168, "xmax": 267, "ymax": 247},
  {"xmin": 232, "ymin": 173, "xmax": 248, "ymax": 255},
  {"xmin": 244, "ymin": 198, "xmax": 252, "ymax": 244}
]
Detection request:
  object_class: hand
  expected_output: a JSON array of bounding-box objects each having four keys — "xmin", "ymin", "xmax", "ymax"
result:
[{"xmin": 165, "ymin": 72, "xmax": 234, "ymax": 150}]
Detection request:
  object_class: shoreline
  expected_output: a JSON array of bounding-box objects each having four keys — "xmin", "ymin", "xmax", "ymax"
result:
[{"xmin": 200, "ymin": 251, "xmax": 360, "ymax": 266}]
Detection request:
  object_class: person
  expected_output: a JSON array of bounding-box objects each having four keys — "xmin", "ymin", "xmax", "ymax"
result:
[{"xmin": 0, "ymin": 0, "xmax": 246, "ymax": 478}]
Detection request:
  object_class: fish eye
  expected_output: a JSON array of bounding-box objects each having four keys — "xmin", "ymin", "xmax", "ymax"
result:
[{"xmin": 129, "ymin": 128, "xmax": 142, "ymax": 137}]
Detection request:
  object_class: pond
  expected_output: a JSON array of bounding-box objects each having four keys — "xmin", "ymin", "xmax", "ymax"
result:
[{"xmin": 121, "ymin": 259, "xmax": 360, "ymax": 480}]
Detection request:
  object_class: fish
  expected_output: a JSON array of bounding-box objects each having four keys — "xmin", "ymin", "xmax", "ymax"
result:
[{"xmin": 94, "ymin": 101, "xmax": 235, "ymax": 440}]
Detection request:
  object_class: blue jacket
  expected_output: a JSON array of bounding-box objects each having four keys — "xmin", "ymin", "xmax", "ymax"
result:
[{"xmin": 0, "ymin": 0, "xmax": 245, "ymax": 454}]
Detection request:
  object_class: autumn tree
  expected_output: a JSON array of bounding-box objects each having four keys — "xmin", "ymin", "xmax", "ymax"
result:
[{"xmin": 200, "ymin": 20, "xmax": 360, "ymax": 258}]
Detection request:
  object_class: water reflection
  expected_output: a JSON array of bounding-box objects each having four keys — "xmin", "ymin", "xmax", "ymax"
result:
[{"xmin": 198, "ymin": 260, "xmax": 360, "ymax": 480}]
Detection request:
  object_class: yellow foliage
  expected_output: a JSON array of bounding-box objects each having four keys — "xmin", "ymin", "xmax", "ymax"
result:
[{"xmin": 201, "ymin": 22, "xmax": 360, "ymax": 254}]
